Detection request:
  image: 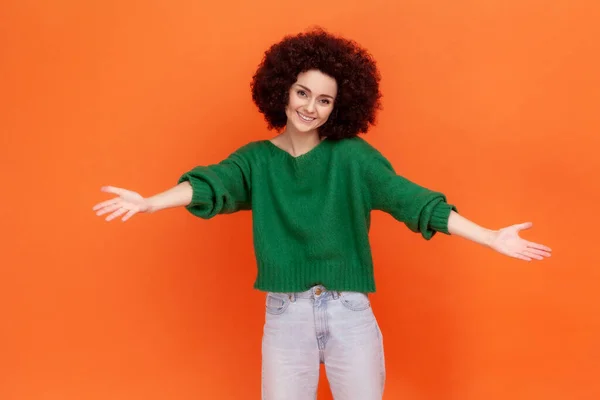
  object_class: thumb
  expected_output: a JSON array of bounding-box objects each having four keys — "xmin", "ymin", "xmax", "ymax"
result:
[{"xmin": 515, "ymin": 222, "xmax": 533, "ymax": 231}]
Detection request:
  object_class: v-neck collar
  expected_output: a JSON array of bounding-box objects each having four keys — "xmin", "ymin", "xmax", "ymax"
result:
[{"xmin": 265, "ymin": 138, "xmax": 329, "ymax": 160}]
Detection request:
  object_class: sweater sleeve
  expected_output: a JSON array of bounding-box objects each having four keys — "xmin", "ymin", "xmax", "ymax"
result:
[
  {"xmin": 363, "ymin": 150, "xmax": 458, "ymax": 240},
  {"xmin": 177, "ymin": 145, "xmax": 253, "ymax": 219}
]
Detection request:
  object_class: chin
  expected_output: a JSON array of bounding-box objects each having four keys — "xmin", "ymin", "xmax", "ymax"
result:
[
  {"xmin": 293, "ymin": 122, "xmax": 317, "ymax": 133},
  {"xmin": 293, "ymin": 117, "xmax": 324, "ymax": 133}
]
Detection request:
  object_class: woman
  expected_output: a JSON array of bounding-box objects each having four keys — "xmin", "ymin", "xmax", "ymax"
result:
[{"xmin": 93, "ymin": 29, "xmax": 551, "ymax": 400}]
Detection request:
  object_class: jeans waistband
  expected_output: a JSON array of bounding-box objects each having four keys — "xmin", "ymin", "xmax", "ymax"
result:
[{"xmin": 288, "ymin": 284, "xmax": 340, "ymax": 301}]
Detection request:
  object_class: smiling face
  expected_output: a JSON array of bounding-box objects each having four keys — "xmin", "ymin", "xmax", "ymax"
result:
[{"xmin": 285, "ymin": 69, "xmax": 338, "ymax": 134}]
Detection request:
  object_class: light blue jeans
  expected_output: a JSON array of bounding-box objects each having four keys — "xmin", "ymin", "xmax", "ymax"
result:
[{"xmin": 261, "ymin": 285, "xmax": 385, "ymax": 400}]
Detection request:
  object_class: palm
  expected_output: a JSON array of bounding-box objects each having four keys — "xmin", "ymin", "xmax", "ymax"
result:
[
  {"xmin": 490, "ymin": 222, "xmax": 552, "ymax": 261},
  {"xmin": 93, "ymin": 186, "xmax": 150, "ymax": 222}
]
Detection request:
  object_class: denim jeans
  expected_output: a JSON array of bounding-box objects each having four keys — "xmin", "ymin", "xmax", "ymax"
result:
[{"xmin": 261, "ymin": 285, "xmax": 385, "ymax": 400}]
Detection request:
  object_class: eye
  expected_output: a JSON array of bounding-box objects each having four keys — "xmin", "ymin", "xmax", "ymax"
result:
[
  {"xmin": 297, "ymin": 90, "xmax": 307, "ymax": 97},
  {"xmin": 320, "ymin": 99, "xmax": 331, "ymax": 105}
]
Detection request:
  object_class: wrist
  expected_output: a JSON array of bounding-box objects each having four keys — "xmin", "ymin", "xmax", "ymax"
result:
[
  {"xmin": 484, "ymin": 229, "xmax": 498, "ymax": 247},
  {"xmin": 145, "ymin": 197, "xmax": 159, "ymax": 213}
]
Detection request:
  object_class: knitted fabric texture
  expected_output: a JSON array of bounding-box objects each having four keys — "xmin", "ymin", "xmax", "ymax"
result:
[{"xmin": 178, "ymin": 137, "xmax": 457, "ymax": 293}]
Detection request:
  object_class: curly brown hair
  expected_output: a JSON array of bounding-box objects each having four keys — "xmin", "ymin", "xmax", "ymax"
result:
[{"xmin": 250, "ymin": 28, "xmax": 382, "ymax": 140}]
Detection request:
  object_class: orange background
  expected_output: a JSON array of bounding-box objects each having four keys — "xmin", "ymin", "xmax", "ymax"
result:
[{"xmin": 2, "ymin": 0, "xmax": 599, "ymax": 399}]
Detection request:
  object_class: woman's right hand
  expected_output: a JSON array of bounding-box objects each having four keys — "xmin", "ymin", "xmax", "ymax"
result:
[{"xmin": 93, "ymin": 186, "xmax": 152, "ymax": 222}]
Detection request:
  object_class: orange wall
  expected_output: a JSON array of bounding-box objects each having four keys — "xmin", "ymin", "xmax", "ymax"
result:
[{"xmin": 2, "ymin": 1, "xmax": 599, "ymax": 399}]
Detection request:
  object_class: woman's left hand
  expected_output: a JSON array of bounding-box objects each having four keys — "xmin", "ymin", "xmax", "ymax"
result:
[{"xmin": 489, "ymin": 222, "xmax": 552, "ymax": 261}]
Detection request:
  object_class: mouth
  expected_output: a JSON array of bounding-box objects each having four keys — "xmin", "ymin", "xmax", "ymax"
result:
[{"xmin": 297, "ymin": 111, "xmax": 316, "ymax": 124}]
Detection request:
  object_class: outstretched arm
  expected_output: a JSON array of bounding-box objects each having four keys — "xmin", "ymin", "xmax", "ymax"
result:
[
  {"xmin": 94, "ymin": 143, "xmax": 256, "ymax": 222},
  {"xmin": 93, "ymin": 182, "xmax": 193, "ymax": 222},
  {"xmin": 447, "ymin": 211, "xmax": 552, "ymax": 261}
]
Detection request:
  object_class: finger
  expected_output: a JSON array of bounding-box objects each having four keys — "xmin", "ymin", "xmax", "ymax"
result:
[
  {"xmin": 106, "ymin": 207, "xmax": 128, "ymax": 222},
  {"xmin": 525, "ymin": 247, "xmax": 552, "ymax": 258},
  {"xmin": 526, "ymin": 241, "xmax": 552, "ymax": 252},
  {"xmin": 522, "ymin": 250, "xmax": 544, "ymax": 261},
  {"xmin": 96, "ymin": 202, "xmax": 122, "ymax": 216},
  {"xmin": 101, "ymin": 186, "xmax": 128, "ymax": 196},
  {"xmin": 513, "ymin": 253, "xmax": 532, "ymax": 262},
  {"xmin": 93, "ymin": 198, "xmax": 119, "ymax": 211},
  {"xmin": 515, "ymin": 222, "xmax": 533, "ymax": 231},
  {"xmin": 122, "ymin": 209, "xmax": 137, "ymax": 222}
]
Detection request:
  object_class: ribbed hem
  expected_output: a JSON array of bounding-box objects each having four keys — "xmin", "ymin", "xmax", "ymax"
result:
[
  {"xmin": 253, "ymin": 260, "xmax": 377, "ymax": 293},
  {"xmin": 430, "ymin": 202, "xmax": 458, "ymax": 235}
]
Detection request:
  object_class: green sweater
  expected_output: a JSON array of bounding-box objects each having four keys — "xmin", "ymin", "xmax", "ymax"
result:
[{"xmin": 178, "ymin": 137, "xmax": 457, "ymax": 293}]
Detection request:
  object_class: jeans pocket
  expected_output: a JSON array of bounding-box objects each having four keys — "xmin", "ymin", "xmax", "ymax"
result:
[
  {"xmin": 265, "ymin": 293, "xmax": 291, "ymax": 315},
  {"xmin": 339, "ymin": 291, "xmax": 371, "ymax": 311}
]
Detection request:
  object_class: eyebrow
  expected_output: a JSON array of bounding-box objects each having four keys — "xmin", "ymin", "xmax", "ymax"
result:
[{"xmin": 296, "ymin": 84, "xmax": 336, "ymax": 100}]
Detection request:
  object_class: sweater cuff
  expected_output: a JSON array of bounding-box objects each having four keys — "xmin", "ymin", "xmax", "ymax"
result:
[
  {"xmin": 429, "ymin": 202, "xmax": 458, "ymax": 235},
  {"xmin": 178, "ymin": 173, "xmax": 213, "ymax": 208}
]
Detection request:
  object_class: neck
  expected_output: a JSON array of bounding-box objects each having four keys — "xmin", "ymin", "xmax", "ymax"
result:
[{"xmin": 279, "ymin": 126, "xmax": 323, "ymax": 157}]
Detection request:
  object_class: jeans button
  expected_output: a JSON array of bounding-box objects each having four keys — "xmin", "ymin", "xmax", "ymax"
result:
[{"xmin": 315, "ymin": 288, "xmax": 322, "ymax": 296}]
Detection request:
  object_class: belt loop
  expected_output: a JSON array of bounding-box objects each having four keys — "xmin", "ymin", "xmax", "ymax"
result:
[{"xmin": 332, "ymin": 291, "xmax": 340, "ymax": 300}]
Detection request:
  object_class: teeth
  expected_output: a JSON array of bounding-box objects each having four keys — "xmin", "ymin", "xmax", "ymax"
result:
[{"xmin": 298, "ymin": 112, "xmax": 315, "ymax": 121}]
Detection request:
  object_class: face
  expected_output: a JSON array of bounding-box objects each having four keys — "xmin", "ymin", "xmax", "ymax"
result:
[{"xmin": 285, "ymin": 69, "xmax": 338, "ymax": 134}]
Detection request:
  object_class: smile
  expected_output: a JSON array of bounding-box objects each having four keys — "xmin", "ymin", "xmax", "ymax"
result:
[{"xmin": 297, "ymin": 111, "xmax": 316, "ymax": 122}]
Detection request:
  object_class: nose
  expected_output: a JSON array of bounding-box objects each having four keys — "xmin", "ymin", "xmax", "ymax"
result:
[{"xmin": 305, "ymin": 99, "xmax": 316, "ymax": 114}]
